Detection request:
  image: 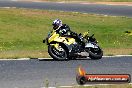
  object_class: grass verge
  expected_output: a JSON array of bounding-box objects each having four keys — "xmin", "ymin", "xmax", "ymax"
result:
[{"xmin": 0, "ymin": 8, "xmax": 132, "ymax": 58}]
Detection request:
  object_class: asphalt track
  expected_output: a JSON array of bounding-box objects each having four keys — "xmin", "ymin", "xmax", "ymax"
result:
[
  {"xmin": 0, "ymin": 1, "xmax": 132, "ymax": 17},
  {"xmin": 0, "ymin": 56, "xmax": 132, "ymax": 88}
]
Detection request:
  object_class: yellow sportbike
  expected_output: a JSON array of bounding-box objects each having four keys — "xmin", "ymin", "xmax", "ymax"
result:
[{"xmin": 43, "ymin": 30, "xmax": 103, "ymax": 60}]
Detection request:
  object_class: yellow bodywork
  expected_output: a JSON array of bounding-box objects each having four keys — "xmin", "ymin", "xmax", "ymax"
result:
[{"xmin": 48, "ymin": 30, "xmax": 75, "ymax": 45}]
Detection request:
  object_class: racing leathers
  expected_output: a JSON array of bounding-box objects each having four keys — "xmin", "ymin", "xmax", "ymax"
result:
[{"xmin": 55, "ymin": 24, "xmax": 84, "ymax": 45}]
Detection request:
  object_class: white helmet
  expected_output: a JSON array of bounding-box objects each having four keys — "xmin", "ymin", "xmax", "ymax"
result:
[{"xmin": 52, "ymin": 19, "xmax": 62, "ymax": 30}]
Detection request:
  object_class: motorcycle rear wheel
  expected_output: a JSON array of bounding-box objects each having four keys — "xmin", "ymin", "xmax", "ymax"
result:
[{"xmin": 88, "ymin": 48, "xmax": 103, "ymax": 60}]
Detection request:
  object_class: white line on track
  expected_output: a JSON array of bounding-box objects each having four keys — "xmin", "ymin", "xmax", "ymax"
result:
[
  {"xmin": 103, "ymin": 55, "xmax": 132, "ymax": 57},
  {"xmin": 58, "ymin": 86, "xmax": 73, "ymax": 88},
  {"xmin": 11, "ymin": 0, "xmax": 18, "ymax": 1},
  {"xmin": 41, "ymin": 87, "xmax": 56, "ymax": 88},
  {"xmin": 0, "ymin": 58, "xmax": 30, "ymax": 61},
  {"xmin": 60, "ymin": 83, "xmax": 132, "ymax": 87},
  {"xmin": 0, "ymin": 7, "xmax": 17, "ymax": 9},
  {"xmin": 0, "ymin": 55, "xmax": 131, "ymax": 61}
]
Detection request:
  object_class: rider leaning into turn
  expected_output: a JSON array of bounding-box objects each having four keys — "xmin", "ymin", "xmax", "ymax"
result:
[{"xmin": 52, "ymin": 19, "xmax": 84, "ymax": 45}]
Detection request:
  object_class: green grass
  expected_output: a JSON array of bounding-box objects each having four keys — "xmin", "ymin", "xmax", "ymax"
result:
[{"xmin": 0, "ymin": 8, "xmax": 132, "ymax": 58}]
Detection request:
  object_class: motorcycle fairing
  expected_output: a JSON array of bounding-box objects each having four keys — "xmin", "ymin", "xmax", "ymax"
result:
[
  {"xmin": 48, "ymin": 31, "xmax": 76, "ymax": 45},
  {"xmin": 85, "ymin": 43, "xmax": 98, "ymax": 48}
]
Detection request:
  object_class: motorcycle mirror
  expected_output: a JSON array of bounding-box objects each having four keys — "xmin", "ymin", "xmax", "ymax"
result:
[
  {"xmin": 79, "ymin": 33, "xmax": 82, "ymax": 36},
  {"xmin": 91, "ymin": 34, "xmax": 94, "ymax": 37},
  {"xmin": 43, "ymin": 39, "xmax": 45, "ymax": 43}
]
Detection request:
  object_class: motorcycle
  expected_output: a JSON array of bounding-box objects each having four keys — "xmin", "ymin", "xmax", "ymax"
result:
[{"xmin": 43, "ymin": 30, "xmax": 103, "ymax": 60}]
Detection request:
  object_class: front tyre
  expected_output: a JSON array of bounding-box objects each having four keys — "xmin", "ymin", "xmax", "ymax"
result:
[
  {"xmin": 48, "ymin": 44, "xmax": 68, "ymax": 60},
  {"xmin": 88, "ymin": 47, "xmax": 103, "ymax": 60}
]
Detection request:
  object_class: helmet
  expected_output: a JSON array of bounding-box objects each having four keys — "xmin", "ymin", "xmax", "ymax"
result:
[{"xmin": 52, "ymin": 19, "xmax": 62, "ymax": 30}]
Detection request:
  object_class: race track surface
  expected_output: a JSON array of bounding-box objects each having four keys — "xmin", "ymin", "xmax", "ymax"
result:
[
  {"xmin": 0, "ymin": 1, "xmax": 132, "ymax": 17},
  {"xmin": 0, "ymin": 57, "xmax": 132, "ymax": 88}
]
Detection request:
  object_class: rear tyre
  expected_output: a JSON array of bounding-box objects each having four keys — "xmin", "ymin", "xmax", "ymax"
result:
[{"xmin": 88, "ymin": 47, "xmax": 103, "ymax": 60}]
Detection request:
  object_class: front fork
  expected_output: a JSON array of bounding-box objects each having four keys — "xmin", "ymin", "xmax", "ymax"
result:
[{"xmin": 50, "ymin": 43, "xmax": 64, "ymax": 51}]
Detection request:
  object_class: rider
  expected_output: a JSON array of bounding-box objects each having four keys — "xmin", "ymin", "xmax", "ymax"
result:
[{"xmin": 52, "ymin": 19, "xmax": 84, "ymax": 44}]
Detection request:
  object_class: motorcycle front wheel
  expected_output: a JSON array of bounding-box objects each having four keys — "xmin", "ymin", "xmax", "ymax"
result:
[{"xmin": 48, "ymin": 44, "xmax": 68, "ymax": 60}]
